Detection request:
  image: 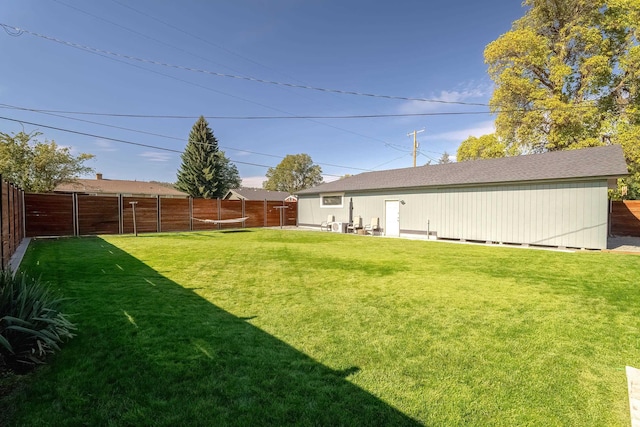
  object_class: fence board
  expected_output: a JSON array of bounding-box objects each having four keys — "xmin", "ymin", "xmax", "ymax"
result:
[
  {"xmin": 244, "ymin": 201, "xmax": 266, "ymax": 227},
  {"xmin": 24, "ymin": 192, "xmax": 297, "ymax": 237},
  {"xmin": 192, "ymin": 198, "xmax": 218, "ymax": 231},
  {"xmin": 12, "ymin": 186, "xmax": 22, "ymax": 251},
  {"xmin": 284, "ymin": 201, "xmax": 297, "ymax": 226},
  {"xmin": 266, "ymin": 201, "xmax": 289, "ymax": 227},
  {"xmin": 1, "ymin": 182, "xmax": 8, "ymax": 268},
  {"xmin": 160, "ymin": 197, "xmax": 191, "ymax": 232},
  {"xmin": 219, "ymin": 199, "xmax": 243, "ymax": 229},
  {"xmin": 0, "ymin": 180, "xmax": 25, "ymax": 270},
  {"xmin": 78, "ymin": 194, "xmax": 120, "ymax": 235},
  {"xmin": 122, "ymin": 197, "xmax": 158, "ymax": 234},
  {"xmin": 25, "ymin": 193, "xmax": 74, "ymax": 237},
  {"xmin": 611, "ymin": 201, "xmax": 640, "ymax": 237}
]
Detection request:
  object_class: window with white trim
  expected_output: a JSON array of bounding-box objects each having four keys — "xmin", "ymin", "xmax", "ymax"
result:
[{"xmin": 320, "ymin": 194, "xmax": 343, "ymax": 208}]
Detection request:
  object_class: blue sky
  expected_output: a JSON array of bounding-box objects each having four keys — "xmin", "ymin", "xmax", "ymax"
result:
[{"xmin": 0, "ymin": 0, "xmax": 527, "ymax": 187}]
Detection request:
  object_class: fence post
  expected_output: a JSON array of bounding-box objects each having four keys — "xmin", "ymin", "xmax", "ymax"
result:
[
  {"xmin": 189, "ymin": 197, "xmax": 193, "ymax": 231},
  {"xmin": 241, "ymin": 198, "xmax": 245, "ymax": 228},
  {"xmin": 8, "ymin": 182, "xmax": 13, "ymax": 262},
  {"xmin": 118, "ymin": 194, "xmax": 123, "ymax": 234},
  {"xmin": 20, "ymin": 188, "xmax": 25, "ymax": 241},
  {"xmin": 130, "ymin": 201, "xmax": 138, "ymax": 236},
  {"xmin": 73, "ymin": 192, "xmax": 79, "ymax": 236},
  {"xmin": 12, "ymin": 185, "xmax": 18, "ymax": 250},
  {"xmin": 608, "ymin": 199, "xmax": 612, "ymax": 237},
  {"xmin": 13, "ymin": 187, "xmax": 18, "ymax": 246},
  {"xmin": 157, "ymin": 195, "xmax": 161, "ymax": 233},
  {"xmin": 217, "ymin": 198, "xmax": 221, "ymax": 230}
]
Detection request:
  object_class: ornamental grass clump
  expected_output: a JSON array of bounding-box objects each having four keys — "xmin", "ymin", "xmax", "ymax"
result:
[{"xmin": 0, "ymin": 270, "xmax": 76, "ymax": 371}]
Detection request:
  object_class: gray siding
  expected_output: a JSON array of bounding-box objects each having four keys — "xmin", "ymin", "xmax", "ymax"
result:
[
  {"xmin": 297, "ymin": 197, "xmax": 348, "ymax": 226},
  {"xmin": 299, "ymin": 180, "xmax": 609, "ymax": 249}
]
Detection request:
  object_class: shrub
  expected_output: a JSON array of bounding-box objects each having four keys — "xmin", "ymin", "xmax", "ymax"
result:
[{"xmin": 0, "ymin": 270, "xmax": 76, "ymax": 371}]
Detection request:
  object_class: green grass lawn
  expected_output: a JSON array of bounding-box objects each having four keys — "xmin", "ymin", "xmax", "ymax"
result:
[{"xmin": 3, "ymin": 229, "xmax": 640, "ymax": 426}]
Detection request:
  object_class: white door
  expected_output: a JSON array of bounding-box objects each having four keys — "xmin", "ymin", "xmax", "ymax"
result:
[{"xmin": 385, "ymin": 200, "xmax": 400, "ymax": 237}]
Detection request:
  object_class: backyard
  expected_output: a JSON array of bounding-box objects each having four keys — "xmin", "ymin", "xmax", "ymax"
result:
[{"xmin": 3, "ymin": 229, "xmax": 640, "ymax": 425}]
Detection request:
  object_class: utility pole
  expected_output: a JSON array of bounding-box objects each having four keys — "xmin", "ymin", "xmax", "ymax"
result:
[{"xmin": 407, "ymin": 129, "xmax": 424, "ymax": 167}]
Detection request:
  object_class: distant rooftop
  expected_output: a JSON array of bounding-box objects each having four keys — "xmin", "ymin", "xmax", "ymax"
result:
[
  {"xmin": 298, "ymin": 145, "xmax": 628, "ymax": 195},
  {"xmin": 54, "ymin": 174, "xmax": 187, "ymax": 196}
]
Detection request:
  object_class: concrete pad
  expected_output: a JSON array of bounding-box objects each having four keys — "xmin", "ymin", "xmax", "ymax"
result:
[
  {"xmin": 608, "ymin": 236, "xmax": 640, "ymax": 253},
  {"xmin": 8, "ymin": 238, "xmax": 31, "ymax": 275},
  {"xmin": 628, "ymin": 366, "xmax": 640, "ymax": 427}
]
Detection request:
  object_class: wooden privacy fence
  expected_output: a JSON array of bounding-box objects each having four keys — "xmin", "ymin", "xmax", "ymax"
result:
[
  {"xmin": 611, "ymin": 200, "xmax": 640, "ymax": 237},
  {"xmin": 1, "ymin": 176, "xmax": 25, "ymax": 271},
  {"xmin": 24, "ymin": 193, "xmax": 297, "ymax": 237}
]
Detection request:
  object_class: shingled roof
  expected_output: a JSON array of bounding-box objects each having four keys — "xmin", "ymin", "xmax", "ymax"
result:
[
  {"xmin": 298, "ymin": 145, "xmax": 628, "ymax": 195},
  {"xmin": 54, "ymin": 176, "xmax": 187, "ymax": 196}
]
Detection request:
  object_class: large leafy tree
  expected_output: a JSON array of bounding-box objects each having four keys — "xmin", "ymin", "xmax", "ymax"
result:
[
  {"xmin": 0, "ymin": 131, "xmax": 94, "ymax": 192},
  {"xmin": 176, "ymin": 116, "xmax": 240, "ymax": 198},
  {"xmin": 484, "ymin": 0, "xmax": 640, "ymax": 196},
  {"xmin": 456, "ymin": 134, "xmax": 508, "ymax": 162},
  {"xmin": 263, "ymin": 153, "xmax": 323, "ymax": 193}
]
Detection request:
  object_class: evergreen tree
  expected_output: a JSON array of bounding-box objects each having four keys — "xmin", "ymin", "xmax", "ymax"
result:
[
  {"xmin": 176, "ymin": 116, "xmax": 240, "ymax": 198},
  {"xmin": 437, "ymin": 151, "xmax": 452, "ymax": 164}
]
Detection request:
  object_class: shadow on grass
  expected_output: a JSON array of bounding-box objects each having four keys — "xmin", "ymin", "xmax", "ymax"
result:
[{"xmin": 10, "ymin": 237, "xmax": 420, "ymax": 426}]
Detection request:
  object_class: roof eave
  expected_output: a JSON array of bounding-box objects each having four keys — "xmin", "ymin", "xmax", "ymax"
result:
[{"xmin": 298, "ymin": 174, "xmax": 628, "ymax": 195}]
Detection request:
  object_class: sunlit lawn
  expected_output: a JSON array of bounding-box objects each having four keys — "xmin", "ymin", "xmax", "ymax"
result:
[{"xmin": 4, "ymin": 229, "xmax": 640, "ymax": 426}]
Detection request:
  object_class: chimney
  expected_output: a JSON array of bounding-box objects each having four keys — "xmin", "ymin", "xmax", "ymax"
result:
[{"xmin": 96, "ymin": 173, "xmax": 103, "ymax": 180}]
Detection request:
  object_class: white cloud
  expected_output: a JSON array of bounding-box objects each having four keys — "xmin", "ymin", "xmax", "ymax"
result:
[
  {"xmin": 140, "ymin": 151, "xmax": 172, "ymax": 162},
  {"xmin": 95, "ymin": 139, "xmax": 118, "ymax": 152},
  {"xmin": 241, "ymin": 176, "xmax": 266, "ymax": 188},
  {"xmin": 231, "ymin": 150, "xmax": 252, "ymax": 157},
  {"xmin": 398, "ymin": 82, "xmax": 491, "ymax": 114},
  {"xmin": 241, "ymin": 175, "xmax": 337, "ymax": 188},
  {"xmin": 427, "ymin": 120, "xmax": 496, "ymax": 142}
]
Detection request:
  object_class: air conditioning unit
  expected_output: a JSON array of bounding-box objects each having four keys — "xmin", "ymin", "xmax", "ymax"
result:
[{"xmin": 331, "ymin": 222, "xmax": 347, "ymax": 233}]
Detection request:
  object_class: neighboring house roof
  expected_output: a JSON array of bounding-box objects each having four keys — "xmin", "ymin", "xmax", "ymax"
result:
[
  {"xmin": 297, "ymin": 145, "xmax": 629, "ymax": 195},
  {"xmin": 224, "ymin": 187, "xmax": 294, "ymax": 201},
  {"xmin": 54, "ymin": 176, "xmax": 187, "ymax": 196}
]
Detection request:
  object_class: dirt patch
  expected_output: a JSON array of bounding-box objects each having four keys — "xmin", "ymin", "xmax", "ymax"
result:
[{"xmin": 0, "ymin": 368, "xmax": 30, "ymax": 426}]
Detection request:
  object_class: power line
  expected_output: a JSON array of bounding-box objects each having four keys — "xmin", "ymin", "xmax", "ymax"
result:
[
  {"xmin": 0, "ymin": 101, "xmax": 605, "ymax": 122},
  {"xmin": 0, "ymin": 21, "xmax": 486, "ymax": 154},
  {"xmin": 107, "ymin": 0, "xmax": 391, "ymax": 117},
  {"xmin": 0, "ymin": 103, "xmax": 492, "ymax": 119},
  {"xmin": 51, "ymin": 0, "xmax": 246, "ymax": 76},
  {"xmin": 108, "ymin": 0, "xmax": 308, "ymax": 85},
  {"xmin": 0, "ymin": 105, "xmax": 374, "ymax": 172},
  {"xmin": 4, "ymin": 22, "xmax": 607, "ymax": 157},
  {"xmin": 1, "ymin": 22, "xmax": 413, "ymax": 154},
  {"xmin": 0, "ymin": 26, "xmax": 409, "ymax": 155},
  {"xmin": 3, "ymin": 100, "xmax": 612, "ymax": 162},
  {"xmin": 0, "ymin": 115, "xmax": 180, "ymax": 153},
  {"xmin": 0, "ymin": 23, "xmax": 490, "ymax": 107},
  {"xmin": 0, "ymin": 115, "xmax": 358, "ymax": 177},
  {"xmin": 370, "ymin": 153, "xmax": 413, "ymax": 170}
]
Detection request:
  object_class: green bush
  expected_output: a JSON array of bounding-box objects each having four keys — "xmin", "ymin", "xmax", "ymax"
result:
[{"xmin": 0, "ymin": 270, "xmax": 76, "ymax": 371}]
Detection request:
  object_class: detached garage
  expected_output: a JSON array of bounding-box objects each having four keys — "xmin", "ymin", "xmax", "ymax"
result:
[{"xmin": 296, "ymin": 145, "xmax": 628, "ymax": 250}]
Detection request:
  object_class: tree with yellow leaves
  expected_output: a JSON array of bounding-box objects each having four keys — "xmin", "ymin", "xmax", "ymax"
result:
[{"xmin": 484, "ymin": 0, "xmax": 640, "ymax": 197}]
